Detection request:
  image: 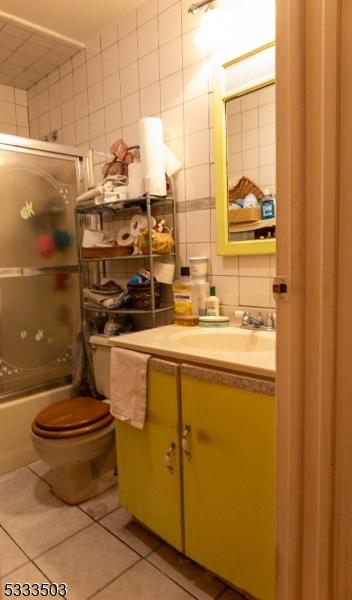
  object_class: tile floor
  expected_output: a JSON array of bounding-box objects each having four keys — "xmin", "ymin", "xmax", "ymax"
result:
[{"xmin": 0, "ymin": 462, "xmax": 245, "ymax": 600}]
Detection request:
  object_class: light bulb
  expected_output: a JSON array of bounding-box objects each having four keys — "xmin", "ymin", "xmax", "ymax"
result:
[{"xmin": 194, "ymin": 7, "xmax": 226, "ymax": 52}]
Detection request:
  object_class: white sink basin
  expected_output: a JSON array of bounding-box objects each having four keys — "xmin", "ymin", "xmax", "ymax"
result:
[
  {"xmin": 110, "ymin": 324, "xmax": 276, "ymax": 377},
  {"xmin": 170, "ymin": 328, "xmax": 274, "ymax": 353}
]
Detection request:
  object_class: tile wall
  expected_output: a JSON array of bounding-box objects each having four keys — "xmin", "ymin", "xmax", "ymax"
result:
[
  {"xmin": 25, "ymin": 0, "xmax": 276, "ymax": 314},
  {"xmin": 0, "ymin": 83, "xmax": 29, "ymax": 136}
]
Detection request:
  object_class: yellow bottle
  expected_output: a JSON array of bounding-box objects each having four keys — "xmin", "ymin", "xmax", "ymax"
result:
[{"xmin": 173, "ymin": 267, "xmax": 198, "ymax": 325}]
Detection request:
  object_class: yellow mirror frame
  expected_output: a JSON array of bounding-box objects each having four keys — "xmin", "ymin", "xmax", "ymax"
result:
[{"xmin": 213, "ymin": 41, "xmax": 276, "ymax": 256}]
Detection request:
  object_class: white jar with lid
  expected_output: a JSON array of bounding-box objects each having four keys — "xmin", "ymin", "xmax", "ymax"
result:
[{"xmin": 188, "ymin": 256, "xmax": 208, "ymax": 278}]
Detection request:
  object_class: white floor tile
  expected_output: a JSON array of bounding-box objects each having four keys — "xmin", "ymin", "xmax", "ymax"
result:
[
  {"xmin": 27, "ymin": 460, "xmax": 51, "ymax": 484},
  {"xmin": 0, "ymin": 466, "xmax": 28, "ymax": 486},
  {"xmin": 93, "ymin": 560, "xmax": 193, "ymax": 600},
  {"xmin": 1, "ymin": 562, "xmax": 50, "ymax": 596},
  {"xmin": 100, "ymin": 508, "xmax": 162, "ymax": 557},
  {"xmin": 147, "ymin": 544, "xmax": 226, "ymax": 600},
  {"xmin": 35, "ymin": 523, "xmax": 139, "ymax": 600},
  {"xmin": 0, "ymin": 528, "xmax": 28, "ymax": 577},
  {"xmin": 79, "ymin": 486, "xmax": 119, "ymax": 520},
  {"xmin": 0, "ymin": 469, "xmax": 52, "ymax": 525},
  {"xmin": 4, "ymin": 493, "xmax": 92, "ymax": 558}
]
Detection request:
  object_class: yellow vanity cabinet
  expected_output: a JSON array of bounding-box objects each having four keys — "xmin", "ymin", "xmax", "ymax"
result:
[
  {"xmin": 181, "ymin": 364, "xmax": 276, "ymax": 600},
  {"xmin": 115, "ymin": 358, "xmax": 183, "ymax": 551}
]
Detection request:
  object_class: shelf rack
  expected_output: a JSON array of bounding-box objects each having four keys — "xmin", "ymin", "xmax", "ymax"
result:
[{"xmin": 74, "ymin": 192, "xmax": 177, "ymax": 329}]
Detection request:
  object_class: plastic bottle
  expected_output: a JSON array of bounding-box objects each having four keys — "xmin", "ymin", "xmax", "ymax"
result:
[
  {"xmin": 261, "ymin": 188, "xmax": 276, "ymax": 220},
  {"xmin": 206, "ymin": 286, "xmax": 220, "ymax": 316},
  {"xmin": 173, "ymin": 267, "xmax": 194, "ymax": 319}
]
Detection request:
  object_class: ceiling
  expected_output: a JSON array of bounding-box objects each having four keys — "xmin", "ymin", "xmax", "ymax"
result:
[
  {"xmin": 0, "ymin": 0, "xmax": 144, "ymax": 90},
  {"xmin": 0, "ymin": 0, "xmax": 144, "ymax": 42}
]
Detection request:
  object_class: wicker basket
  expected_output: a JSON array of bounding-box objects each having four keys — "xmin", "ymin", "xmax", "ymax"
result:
[
  {"xmin": 127, "ymin": 282, "xmax": 161, "ymax": 311},
  {"xmin": 229, "ymin": 176, "xmax": 264, "ymax": 203},
  {"xmin": 229, "ymin": 206, "xmax": 261, "ymax": 224}
]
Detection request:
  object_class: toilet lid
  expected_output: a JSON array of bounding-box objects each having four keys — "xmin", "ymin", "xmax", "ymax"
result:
[{"xmin": 34, "ymin": 397, "xmax": 112, "ymax": 432}]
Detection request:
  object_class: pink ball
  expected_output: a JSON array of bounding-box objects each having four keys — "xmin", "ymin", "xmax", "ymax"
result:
[{"xmin": 35, "ymin": 234, "xmax": 55, "ymax": 258}]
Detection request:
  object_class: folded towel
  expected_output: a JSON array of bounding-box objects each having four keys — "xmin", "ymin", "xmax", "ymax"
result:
[{"xmin": 110, "ymin": 348, "xmax": 150, "ymax": 429}]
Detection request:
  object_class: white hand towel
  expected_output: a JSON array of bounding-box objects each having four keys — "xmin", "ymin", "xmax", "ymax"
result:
[{"xmin": 110, "ymin": 347, "xmax": 150, "ymax": 429}]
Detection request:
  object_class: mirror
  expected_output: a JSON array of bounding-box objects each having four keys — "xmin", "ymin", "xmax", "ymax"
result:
[{"xmin": 214, "ymin": 42, "xmax": 276, "ymax": 255}]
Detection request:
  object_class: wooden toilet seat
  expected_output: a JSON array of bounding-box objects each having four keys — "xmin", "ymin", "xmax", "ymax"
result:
[{"xmin": 32, "ymin": 396, "xmax": 114, "ymax": 439}]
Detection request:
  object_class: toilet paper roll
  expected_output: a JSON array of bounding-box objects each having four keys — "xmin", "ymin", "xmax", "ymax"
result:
[
  {"xmin": 116, "ymin": 226, "xmax": 134, "ymax": 247},
  {"xmin": 164, "ymin": 144, "xmax": 182, "ymax": 176},
  {"xmin": 153, "ymin": 261, "xmax": 175, "ymax": 284},
  {"xmin": 129, "ymin": 214, "xmax": 149, "ymax": 238},
  {"xmin": 127, "ymin": 162, "xmax": 144, "ymax": 199},
  {"xmin": 139, "ymin": 117, "xmax": 167, "ymax": 196}
]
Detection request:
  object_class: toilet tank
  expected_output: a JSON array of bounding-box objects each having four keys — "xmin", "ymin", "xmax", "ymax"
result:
[{"xmin": 89, "ymin": 335, "xmax": 113, "ymax": 398}]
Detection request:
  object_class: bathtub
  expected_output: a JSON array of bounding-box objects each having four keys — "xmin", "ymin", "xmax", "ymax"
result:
[{"xmin": 0, "ymin": 384, "xmax": 71, "ymax": 476}]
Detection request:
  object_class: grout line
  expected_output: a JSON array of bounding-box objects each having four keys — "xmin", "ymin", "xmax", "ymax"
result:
[
  {"xmin": 32, "ymin": 522, "xmax": 95, "ymax": 561},
  {"xmin": 85, "ymin": 556, "xmax": 144, "ymax": 599}
]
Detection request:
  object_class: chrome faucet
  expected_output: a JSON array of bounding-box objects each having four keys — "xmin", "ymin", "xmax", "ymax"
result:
[{"xmin": 241, "ymin": 311, "xmax": 275, "ymax": 331}]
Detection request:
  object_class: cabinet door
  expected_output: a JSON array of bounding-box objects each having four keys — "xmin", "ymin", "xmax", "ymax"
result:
[
  {"xmin": 181, "ymin": 366, "xmax": 275, "ymax": 600},
  {"xmin": 116, "ymin": 359, "xmax": 183, "ymax": 550}
]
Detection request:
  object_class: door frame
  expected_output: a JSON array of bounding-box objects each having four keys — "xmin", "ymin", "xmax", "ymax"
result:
[{"xmin": 276, "ymin": 0, "xmax": 351, "ymax": 598}]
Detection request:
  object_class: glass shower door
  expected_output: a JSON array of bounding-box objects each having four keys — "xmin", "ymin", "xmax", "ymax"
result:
[{"xmin": 0, "ymin": 145, "xmax": 82, "ymax": 398}]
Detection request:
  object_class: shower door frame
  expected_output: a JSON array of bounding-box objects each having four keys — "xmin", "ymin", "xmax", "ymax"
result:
[{"xmin": 0, "ymin": 134, "xmax": 93, "ymax": 402}]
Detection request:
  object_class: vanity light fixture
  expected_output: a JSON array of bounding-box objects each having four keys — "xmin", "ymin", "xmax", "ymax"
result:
[{"xmin": 189, "ymin": 0, "xmax": 226, "ymax": 52}]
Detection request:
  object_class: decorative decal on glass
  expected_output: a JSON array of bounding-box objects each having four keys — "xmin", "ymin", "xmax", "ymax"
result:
[
  {"xmin": 35, "ymin": 329, "xmax": 44, "ymax": 341},
  {"xmin": 47, "ymin": 337, "xmax": 54, "ymax": 345},
  {"xmin": 20, "ymin": 329, "xmax": 27, "ymax": 339},
  {"xmin": 20, "ymin": 201, "xmax": 35, "ymax": 220}
]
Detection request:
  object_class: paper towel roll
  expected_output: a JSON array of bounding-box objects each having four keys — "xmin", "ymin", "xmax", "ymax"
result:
[
  {"xmin": 129, "ymin": 214, "xmax": 148, "ymax": 238},
  {"xmin": 116, "ymin": 226, "xmax": 134, "ymax": 247},
  {"xmin": 127, "ymin": 162, "xmax": 144, "ymax": 198},
  {"xmin": 164, "ymin": 144, "xmax": 182, "ymax": 176},
  {"xmin": 139, "ymin": 117, "xmax": 166, "ymax": 196}
]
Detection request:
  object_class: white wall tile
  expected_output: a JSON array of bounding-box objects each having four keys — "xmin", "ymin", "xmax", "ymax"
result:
[
  {"xmin": 49, "ymin": 105, "xmax": 62, "ymax": 130},
  {"xmin": 242, "ymin": 108, "xmax": 258, "ymax": 131},
  {"xmin": 102, "ymin": 44, "xmax": 119, "ymax": 78},
  {"xmin": 183, "ymin": 60, "xmax": 208, "ymax": 102},
  {"xmin": 60, "ymin": 73, "xmax": 74, "ymax": 102},
  {"xmin": 140, "ymin": 82, "xmax": 160, "ymax": 117},
  {"xmin": 89, "ymin": 109, "xmax": 105, "ymax": 138},
  {"xmin": 184, "ymin": 94, "xmax": 208, "ymax": 134},
  {"xmin": 88, "ymin": 82, "xmax": 104, "ymax": 112},
  {"xmin": 158, "ymin": 3, "xmax": 181, "ymax": 46},
  {"xmin": 182, "ymin": 30, "xmax": 206, "ymax": 68},
  {"xmin": 120, "ymin": 61, "xmax": 139, "ymax": 97},
  {"xmin": 104, "ymin": 100, "xmax": 122, "ymax": 132},
  {"xmin": 139, "ymin": 50, "xmax": 159, "ymax": 88},
  {"xmin": 186, "ymin": 209, "xmax": 210, "ymax": 242},
  {"xmin": 73, "ymin": 65, "xmax": 87, "ymax": 95},
  {"xmin": 161, "ymin": 104, "xmax": 183, "ymax": 141},
  {"xmin": 118, "ymin": 11, "xmax": 137, "ymax": 39},
  {"xmin": 62, "ymin": 123, "xmax": 76, "ymax": 145},
  {"xmin": 72, "ymin": 50, "xmax": 86, "ymax": 70},
  {"xmin": 14, "ymin": 88, "xmax": 27, "ymax": 106},
  {"xmin": 103, "ymin": 73, "xmax": 121, "ymax": 105},
  {"xmin": 185, "ymin": 129, "xmax": 209, "ymax": 168},
  {"xmin": 239, "ymin": 277, "xmax": 271, "ymax": 308},
  {"xmin": 86, "ymin": 35, "xmax": 101, "ymax": 60},
  {"xmin": 121, "ymin": 92, "xmax": 140, "ymax": 126},
  {"xmin": 101, "ymin": 22, "xmax": 118, "ymax": 50},
  {"xmin": 48, "ymin": 82, "xmax": 60, "ymax": 109},
  {"xmin": 86, "ymin": 55, "xmax": 103, "ymax": 87},
  {"xmin": 59, "ymin": 59, "xmax": 72, "ymax": 78},
  {"xmin": 185, "ymin": 164, "xmax": 210, "ymax": 200},
  {"xmin": 75, "ymin": 116, "xmax": 89, "ymax": 144},
  {"xmin": 181, "ymin": 0, "xmax": 202, "ymax": 33},
  {"xmin": 239, "ymin": 255, "xmax": 271, "ymax": 277},
  {"xmin": 159, "ymin": 38, "xmax": 182, "ymax": 79},
  {"xmin": 160, "ymin": 71, "xmax": 183, "ymax": 111},
  {"xmin": 15, "ymin": 105, "xmax": 28, "ymax": 127},
  {"xmin": 137, "ymin": 0, "xmax": 158, "ymax": 25},
  {"xmin": 61, "ymin": 98, "xmax": 75, "ymax": 125},
  {"xmin": 74, "ymin": 90, "xmax": 88, "ymax": 119},
  {"xmin": 211, "ymin": 244, "xmax": 238, "ymax": 276},
  {"xmin": 119, "ymin": 32, "xmax": 138, "ymax": 68},
  {"xmin": 259, "ymin": 102, "xmax": 275, "ymax": 126},
  {"xmin": 212, "ymin": 275, "xmax": 239, "ymax": 306},
  {"xmin": 137, "ymin": 18, "xmax": 158, "ymax": 57},
  {"xmin": 0, "ymin": 100, "xmax": 16, "ymax": 124}
]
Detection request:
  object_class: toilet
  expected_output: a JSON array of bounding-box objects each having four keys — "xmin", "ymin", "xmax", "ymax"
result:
[{"xmin": 31, "ymin": 335, "xmax": 115, "ymax": 505}]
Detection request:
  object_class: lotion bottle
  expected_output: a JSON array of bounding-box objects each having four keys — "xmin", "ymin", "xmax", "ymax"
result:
[{"xmin": 206, "ymin": 286, "xmax": 220, "ymax": 316}]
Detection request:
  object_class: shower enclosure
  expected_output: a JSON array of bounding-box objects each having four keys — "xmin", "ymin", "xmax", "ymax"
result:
[{"xmin": 0, "ymin": 135, "xmax": 90, "ymax": 401}]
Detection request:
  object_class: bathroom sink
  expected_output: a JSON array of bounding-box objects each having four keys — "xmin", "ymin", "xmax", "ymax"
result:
[
  {"xmin": 110, "ymin": 324, "xmax": 276, "ymax": 377},
  {"xmin": 169, "ymin": 328, "xmax": 274, "ymax": 353}
]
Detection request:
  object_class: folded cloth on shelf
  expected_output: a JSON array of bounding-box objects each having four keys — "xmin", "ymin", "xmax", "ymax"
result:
[
  {"xmin": 83, "ymin": 288, "xmax": 129, "ymax": 309},
  {"xmin": 110, "ymin": 347, "xmax": 150, "ymax": 429}
]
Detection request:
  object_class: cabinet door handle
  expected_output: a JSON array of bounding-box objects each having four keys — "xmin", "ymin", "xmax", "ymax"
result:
[
  {"xmin": 164, "ymin": 442, "xmax": 176, "ymax": 474},
  {"xmin": 182, "ymin": 424, "xmax": 192, "ymax": 460}
]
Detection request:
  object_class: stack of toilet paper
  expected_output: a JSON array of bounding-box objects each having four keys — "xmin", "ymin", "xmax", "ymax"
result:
[{"xmin": 136, "ymin": 117, "xmax": 182, "ymax": 198}]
